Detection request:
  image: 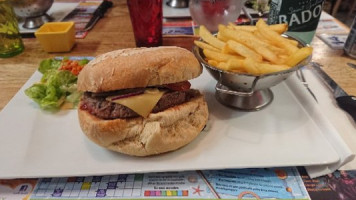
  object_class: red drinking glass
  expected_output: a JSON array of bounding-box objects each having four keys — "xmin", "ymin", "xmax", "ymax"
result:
[{"xmin": 127, "ymin": 0, "xmax": 163, "ymax": 47}]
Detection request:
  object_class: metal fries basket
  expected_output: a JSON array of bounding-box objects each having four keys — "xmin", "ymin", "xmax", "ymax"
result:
[{"xmin": 193, "ymin": 34, "xmax": 311, "ymax": 111}]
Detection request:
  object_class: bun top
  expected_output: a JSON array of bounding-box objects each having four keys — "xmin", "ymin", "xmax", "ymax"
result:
[{"xmin": 77, "ymin": 46, "xmax": 202, "ymax": 92}]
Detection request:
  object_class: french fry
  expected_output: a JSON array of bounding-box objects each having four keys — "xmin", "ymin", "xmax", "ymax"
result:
[
  {"xmin": 220, "ymin": 26, "xmax": 279, "ymax": 63},
  {"xmin": 277, "ymin": 54, "xmax": 288, "ymax": 64},
  {"xmin": 243, "ymin": 58, "xmax": 290, "ymax": 75},
  {"xmin": 227, "ymin": 40, "xmax": 263, "ymax": 62},
  {"xmin": 222, "ymin": 25, "xmax": 277, "ymax": 51},
  {"xmin": 207, "ymin": 59, "xmax": 219, "ymax": 67},
  {"xmin": 269, "ymin": 24, "xmax": 288, "ymax": 34},
  {"xmin": 221, "ymin": 44, "xmax": 244, "ymax": 59},
  {"xmin": 253, "ymin": 30, "xmax": 274, "ymax": 45},
  {"xmin": 257, "ymin": 63, "xmax": 290, "ymax": 74},
  {"xmin": 267, "ymin": 46, "xmax": 287, "ymax": 55},
  {"xmin": 217, "ymin": 31, "xmax": 229, "ymax": 42},
  {"xmin": 252, "ymin": 30, "xmax": 287, "ymax": 55},
  {"xmin": 285, "ymin": 47, "xmax": 313, "ymax": 67},
  {"xmin": 242, "ymin": 58, "xmax": 261, "ymax": 75},
  {"xmin": 209, "ymin": 57, "xmax": 245, "ymax": 72},
  {"xmin": 286, "ymin": 38, "xmax": 299, "ymax": 46},
  {"xmin": 217, "ymin": 62, "xmax": 229, "ymax": 70},
  {"xmin": 203, "ymin": 49, "xmax": 244, "ymax": 62},
  {"xmin": 199, "ymin": 25, "xmax": 225, "ymax": 49},
  {"xmin": 229, "ymin": 23, "xmax": 288, "ymax": 34},
  {"xmin": 253, "ymin": 30, "xmax": 292, "ymax": 55},
  {"xmin": 221, "ymin": 44, "xmax": 232, "ymax": 54},
  {"xmin": 194, "ymin": 40, "xmax": 220, "ymax": 52},
  {"xmin": 226, "ymin": 59, "xmax": 245, "ymax": 72},
  {"xmin": 256, "ymin": 19, "xmax": 298, "ymax": 55}
]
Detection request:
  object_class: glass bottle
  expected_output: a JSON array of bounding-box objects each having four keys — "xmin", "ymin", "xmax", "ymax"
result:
[{"xmin": 0, "ymin": 0, "xmax": 24, "ymax": 58}]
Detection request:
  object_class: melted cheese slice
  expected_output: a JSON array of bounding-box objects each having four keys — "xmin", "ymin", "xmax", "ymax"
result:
[{"xmin": 109, "ymin": 88, "xmax": 165, "ymax": 118}]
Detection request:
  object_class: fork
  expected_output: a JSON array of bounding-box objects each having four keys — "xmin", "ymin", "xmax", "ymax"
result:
[{"xmin": 296, "ymin": 68, "xmax": 318, "ymax": 103}]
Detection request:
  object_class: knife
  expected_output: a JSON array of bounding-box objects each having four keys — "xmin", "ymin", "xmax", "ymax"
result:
[
  {"xmin": 347, "ymin": 62, "xmax": 356, "ymax": 70},
  {"xmin": 310, "ymin": 62, "xmax": 356, "ymax": 123},
  {"xmin": 84, "ymin": 1, "xmax": 113, "ymax": 31}
]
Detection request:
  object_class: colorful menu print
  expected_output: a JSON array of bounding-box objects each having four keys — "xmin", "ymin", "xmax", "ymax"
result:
[
  {"xmin": 30, "ymin": 171, "xmax": 215, "ymax": 199},
  {"xmin": 202, "ymin": 168, "xmax": 309, "ymax": 199},
  {"xmin": 0, "ymin": 179, "xmax": 37, "ymax": 200},
  {"xmin": 141, "ymin": 171, "xmax": 214, "ymax": 198},
  {"xmin": 0, "ymin": 168, "xmax": 315, "ymax": 199}
]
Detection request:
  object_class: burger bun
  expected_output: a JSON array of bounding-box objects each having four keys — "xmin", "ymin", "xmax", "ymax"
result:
[{"xmin": 78, "ymin": 94, "xmax": 208, "ymax": 156}]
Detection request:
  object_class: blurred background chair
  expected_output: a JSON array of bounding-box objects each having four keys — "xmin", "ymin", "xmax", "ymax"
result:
[
  {"xmin": 331, "ymin": 0, "xmax": 342, "ymax": 17},
  {"xmin": 348, "ymin": 0, "xmax": 356, "ymax": 19},
  {"xmin": 326, "ymin": 0, "xmax": 355, "ymax": 26}
]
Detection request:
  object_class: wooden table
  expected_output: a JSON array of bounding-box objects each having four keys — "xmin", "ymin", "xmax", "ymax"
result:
[
  {"xmin": 0, "ymin": 1, "xmax": 355, "ymax": 111},
  {"xmin": 311, "ymin": 16, "xmax": 356, "ymax": 97}
]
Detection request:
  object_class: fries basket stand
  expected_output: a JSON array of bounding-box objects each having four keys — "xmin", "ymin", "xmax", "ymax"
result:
[{"xmin": 192, "ymin": 35, "xmax": 311, "ymax": 111}]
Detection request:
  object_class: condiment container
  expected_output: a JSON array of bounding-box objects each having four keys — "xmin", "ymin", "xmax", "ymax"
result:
[{"xmin": 35, "ymin": 22, "xmax": 75, "ymax": 52}]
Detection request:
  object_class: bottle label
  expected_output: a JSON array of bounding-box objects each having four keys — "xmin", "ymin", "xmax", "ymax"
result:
[{"xmin": 268, "ymin": 0, "xmax": 324, "ymax": 32}]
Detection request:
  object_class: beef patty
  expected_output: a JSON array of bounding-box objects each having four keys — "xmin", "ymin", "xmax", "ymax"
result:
[{"xmin": 80, "ymin": 89, "xmax": 200, "ymax": 119}]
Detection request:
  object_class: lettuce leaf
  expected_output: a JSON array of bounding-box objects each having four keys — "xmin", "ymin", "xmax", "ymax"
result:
[
  {"xmin": 38, "ymin": 59, "xmax": 62, "ymax": 74},
  {"xmin": 78, "ymin": 58, "xmax": 89, "ymax": 66},
  {"xmin": 24, "ymin": 83, "xmax": 47, "ymax": 105},
  {"xmin": 47, "ymin": 70, "xmax": 77, "ymax": 87},
  {"xmin": 25, "ymin": 58, "xmax": 83, "ymax": 110}
]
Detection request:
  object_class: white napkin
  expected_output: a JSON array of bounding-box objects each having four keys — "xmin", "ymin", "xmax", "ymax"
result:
[
  {"xmin": 290, "ymin": 69, "xmax": 356, "ymax": 178},
  {"xmin": 304, "ymin": 112, "xmax": 355, "ymax": 178}
]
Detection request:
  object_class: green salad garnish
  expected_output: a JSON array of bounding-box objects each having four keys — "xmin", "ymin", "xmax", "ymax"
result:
[{"xmin": 25, "ymin": 58, "xmax": 89, "ymax": 110}]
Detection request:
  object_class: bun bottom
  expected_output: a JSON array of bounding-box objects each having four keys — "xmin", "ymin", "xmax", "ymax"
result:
[{"xmin": 78, "ymin": 94, "xmax": 209, "ymax": 156}]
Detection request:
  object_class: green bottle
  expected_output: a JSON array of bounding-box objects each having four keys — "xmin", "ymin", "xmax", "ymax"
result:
[
  {"xmin": 267, "ymin": 0, "xmax": 324, "ymax": 44},
  {"xmin": 0, "ymin": 0, "xmax": 24, "ymax": 58}
]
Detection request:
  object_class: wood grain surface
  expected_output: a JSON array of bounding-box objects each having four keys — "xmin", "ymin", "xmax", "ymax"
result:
[
  {"xmin": 311, "ymin": 36, "xmax": 356, "ymax": 96},
  {"xmin": 0, "ymin": 1, "xmax": 355, "ymax": 111}
]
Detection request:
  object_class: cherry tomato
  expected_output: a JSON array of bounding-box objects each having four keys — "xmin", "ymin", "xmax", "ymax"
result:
[{"xmin": 59, "ymin": 60, "xmax": 86, "ymax": 76}]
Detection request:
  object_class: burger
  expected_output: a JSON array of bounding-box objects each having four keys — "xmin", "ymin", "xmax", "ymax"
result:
[{"xmin": 77, "ymin": 46, "xmax": 209, "ymax": 156}]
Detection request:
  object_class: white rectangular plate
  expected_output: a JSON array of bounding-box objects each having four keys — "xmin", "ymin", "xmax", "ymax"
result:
[{"xmin": 0, "ymin": 69, "xmax": 343, "ymax": 179}]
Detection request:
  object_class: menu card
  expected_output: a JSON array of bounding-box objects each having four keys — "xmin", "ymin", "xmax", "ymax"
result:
[
  {"xmin": 3, "ymin": 168, "xmax": 356, "ymax": 199},
  {"xmin": 0, "ymin": 168, "xmax": 314, "ymax": 200},
  {"xmin": 62, "ymin": 0, "xmax": 103, "ymax": 39}
]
